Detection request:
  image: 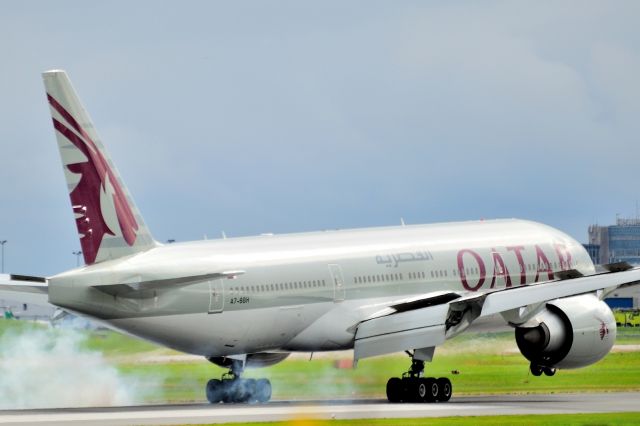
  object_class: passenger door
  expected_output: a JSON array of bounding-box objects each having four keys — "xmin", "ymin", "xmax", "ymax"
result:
[
  {"xmin": 208, "ymin": 279, "xmax": 224, "ymax": 313},
  {"xmin": 328, "ymin": 264, "xmax": 345, "ymax": 302}
]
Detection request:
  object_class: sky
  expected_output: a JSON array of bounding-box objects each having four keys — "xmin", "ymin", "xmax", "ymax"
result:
[{"xmin": 1, "ymin": 1, "xmax": 640, "ymax": 276}]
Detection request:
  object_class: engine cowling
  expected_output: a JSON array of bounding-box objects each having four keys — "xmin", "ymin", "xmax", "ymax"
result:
[{"xmin": 515, "ymin": 294, "xmax": 616, "ymax": 369}]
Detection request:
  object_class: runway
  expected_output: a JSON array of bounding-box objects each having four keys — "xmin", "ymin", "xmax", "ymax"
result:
[{"xmin": 0, "ymin": 393, "xmax": 638, "ymax": 425}]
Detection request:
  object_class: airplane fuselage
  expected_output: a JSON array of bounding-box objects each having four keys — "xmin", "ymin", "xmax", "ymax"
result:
[{"xmin": 49, "ymin": 218, "xmax": 594, "ymax": 357}]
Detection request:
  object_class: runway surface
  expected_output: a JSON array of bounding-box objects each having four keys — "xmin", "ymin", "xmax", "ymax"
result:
[{"xmin": 0, "ymin": 393, "xmax": 638, "ymax": 425}]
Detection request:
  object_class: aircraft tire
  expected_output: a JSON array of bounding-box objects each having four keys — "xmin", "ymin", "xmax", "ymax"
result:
[
  {"xmin": 423, "ymin": 378, "xmax": 438, "ymax": 403},
  {"xmin": 255, "ymin": 378, "xmax": 272, "ymax": 403},
  {"xmin": 530, "ymin": 364, "xmax": 543, "ymax": 377},
  {"xmin": 416, "ymin": 378, "xmax": 428, "ymax": 402},
  {"xmin": 436, "ymin": 377, "xmax": 452, "ymax": 402},
  {"xmin": 244, "ymin": 378, "xmax": 257, "ymax": 403},
  {"xmin": 386, "ymin": 377, "xmax": 402, "ymax": 403},
  {"xmin": 543, "ymin": 367, "xmax": 556, "ymax": 377},
  {"xmin": 206, "ymin": 379, "xmax": 224, "ymax": 403}
]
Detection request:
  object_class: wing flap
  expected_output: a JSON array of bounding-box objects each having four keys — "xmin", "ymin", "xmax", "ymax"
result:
[{"xmin": 354, "ymin": 304, "xmax": 448, "ymax": 361}]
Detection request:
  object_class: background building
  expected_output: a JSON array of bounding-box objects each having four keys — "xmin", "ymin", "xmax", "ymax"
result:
[{"xmin": 586, "ymin": 217, "xmax": 640, "ymax": 309}]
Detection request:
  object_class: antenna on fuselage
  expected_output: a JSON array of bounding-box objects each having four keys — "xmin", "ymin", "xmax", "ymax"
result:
[
  {"xmin": 400, "ymin": 218, "xmax": 406, "ymax": 226},
  {"xmin": 221, "ymin": 231, "xmax": 227, "ymax": 239}
]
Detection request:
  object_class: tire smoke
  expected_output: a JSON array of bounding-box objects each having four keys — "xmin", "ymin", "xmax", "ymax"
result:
[{"xmin": 0, "ymin": 325, "xmax": 150, "ymax": 408}]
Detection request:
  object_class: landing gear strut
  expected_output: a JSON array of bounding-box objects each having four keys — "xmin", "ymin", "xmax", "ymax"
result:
[
  {"xmin": 386, "ymin": 352, "xmax": 452, "ymax": 403},
  {"xmin": 206, "ymin": 359, "xmax": 272, "ymax": 404}
]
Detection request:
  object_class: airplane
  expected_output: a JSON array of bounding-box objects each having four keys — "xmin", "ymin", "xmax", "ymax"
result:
[{"xmin": 1, "ymin": 69, "xmax": 639, "ymax": 405}]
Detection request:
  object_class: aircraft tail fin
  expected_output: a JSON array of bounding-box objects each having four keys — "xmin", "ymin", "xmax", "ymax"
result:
[{"xmin": 42, "ymin": 70, "xmax": 157, "ymax": 265}]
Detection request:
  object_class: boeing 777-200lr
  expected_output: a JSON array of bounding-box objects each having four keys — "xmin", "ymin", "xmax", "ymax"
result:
[{"xmin": 1, "ymin": 70, "xmax": 639, "ymax": 404}]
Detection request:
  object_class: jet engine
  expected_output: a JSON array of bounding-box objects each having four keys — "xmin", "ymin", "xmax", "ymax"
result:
[{"xmin": 515, "ymin": 294, "xmax": 615, "ymax": 370}]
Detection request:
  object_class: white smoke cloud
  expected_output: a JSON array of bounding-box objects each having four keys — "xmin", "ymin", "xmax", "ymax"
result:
[{"xmin": 0, "ymin": 325, "xmax": 149, "ymax": 409}]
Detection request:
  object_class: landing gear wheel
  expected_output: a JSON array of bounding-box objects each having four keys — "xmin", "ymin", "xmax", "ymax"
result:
[
  {"xmin": 416, "ymin": 378, "xmax": 428, "ymax": 402},
  {"xmin": 543, "ymin": 367, "xmax": 556, "ymax": 377},
  {"xmin": 230, "ymin": 379, "xmax": 252, "ymax": 403},
  {"xmin": 530, "ymin": 363, "xmax": 543, "ymax": 377},
  {"xmin": 385, "ymin": 351, "xmax": 455, "ymax": 404},
  {"xmin": 436, "ymin": 377, "xmax": 452, "ymax": 402},
  {"xmin": 244, "ymin": 378, "xmax": 257, "ymax": 403},
  {"xmin": 221, "ymin": 381, "xmax": 235, "ymax": 403},
  {"xmin": 255, "ymin": 378, "xmax": 272, "ymax": 403},
  {"xmin": 386, "ymin": 377, "xmax": 402, "ymax": 403},
  {"xmin": 423, "ymin": 378, "xmax": 438, "ymax": 402},
  {"xmin": 206, "ymin": 379, "xmax": 223, "ymax": 403}
]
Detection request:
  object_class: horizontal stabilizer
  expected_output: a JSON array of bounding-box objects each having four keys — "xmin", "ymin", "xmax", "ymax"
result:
[
  {"xmin": 0, "ymin": 274, "xmax": 50, "ymax": 306},
  {"xmin": 93, "ymin": 270, "xmax": 245, "ymax": 296}
]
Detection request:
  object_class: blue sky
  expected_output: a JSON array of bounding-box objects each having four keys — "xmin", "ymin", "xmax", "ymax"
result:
[{"xmin": 1, "ymin": 1, "xmax": 640, "ymax": 275}]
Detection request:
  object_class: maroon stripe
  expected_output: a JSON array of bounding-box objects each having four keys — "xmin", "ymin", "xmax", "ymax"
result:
[
  {"xmin": 48, "ymin": 94, "xmax": 84, "ymax": 137},
  {"xmin": 47, "ymin": 94, "xmax": 98, "ymax": 152}
]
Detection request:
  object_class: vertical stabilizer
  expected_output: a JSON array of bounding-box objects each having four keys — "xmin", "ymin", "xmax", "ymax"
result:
[{"xmin": 42, "ymin": 70, "xmax": 156, "ymax": 265}]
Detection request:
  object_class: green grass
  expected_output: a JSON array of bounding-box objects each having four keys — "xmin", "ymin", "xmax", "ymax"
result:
[
  {"xmin": 185, "ymin": 413, "xmax": 640, "ymax": 426},
  {"xmin": 82, "ymin": 329, "xmax": 161, "ymax": 355},
  {"xmin": 3, "ymin": 318, "xmax": 640, "ymax": 404},
  {"xmin": 615, "ymin": 327, "xmax": 640, "ymax": 344},
  {"xmin": 116, "ymin": 350, "xmax": 640, "ymax": 403}
]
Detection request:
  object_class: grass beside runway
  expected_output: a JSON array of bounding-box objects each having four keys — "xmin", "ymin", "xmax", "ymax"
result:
[
  {"xmin": 2, "ymin": 319, "xmax": 640, "ymax": 403},
  {"xmin": 185, "ymin": 413, "xmax": 640, "ymax": 425},
  {"xmin": 116, "ymin": 328, "xmax": 640, "ymax": 402},
  {"xmin": 119, "ymin": 346, "xmax": 640, "ymax": 402}
]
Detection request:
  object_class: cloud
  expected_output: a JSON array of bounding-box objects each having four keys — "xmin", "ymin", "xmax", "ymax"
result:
[{"xmin": 1, "ymin": 2, "xmax": 639, "ymax": 273}]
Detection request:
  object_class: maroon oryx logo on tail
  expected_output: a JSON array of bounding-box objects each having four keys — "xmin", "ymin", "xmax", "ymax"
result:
[{"xmin": 48, "ymin": 94, "xmax": 138, "ymax": 264}]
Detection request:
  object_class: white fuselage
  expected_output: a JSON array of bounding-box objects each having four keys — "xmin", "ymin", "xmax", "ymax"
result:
[{"xmin": 50, "ymin": 219, "xmax": 594, "ymax": 357}]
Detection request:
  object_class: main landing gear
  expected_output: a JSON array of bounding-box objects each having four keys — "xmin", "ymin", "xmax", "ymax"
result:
[
  {"xmin": 386, "ymin": 352, "xmax": 452, "ymax": 403},
  {"xmin": 206, "ymin": 359, "xmax": 272, "ymax": 404}
]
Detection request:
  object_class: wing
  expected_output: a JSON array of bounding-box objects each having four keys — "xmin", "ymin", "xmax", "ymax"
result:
[
  {"xmin": 0, "ymin": 274, "xmax": 50, "ymax": 307},
  {"xmin": 353, "ymin": 264, "xmax": 640, "ymax": 363}
]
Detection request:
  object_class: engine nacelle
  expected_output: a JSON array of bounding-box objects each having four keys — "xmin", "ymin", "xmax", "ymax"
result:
[{"xmin": 515, "ymin": 294, "xmax": 615, "ymax": 369}]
